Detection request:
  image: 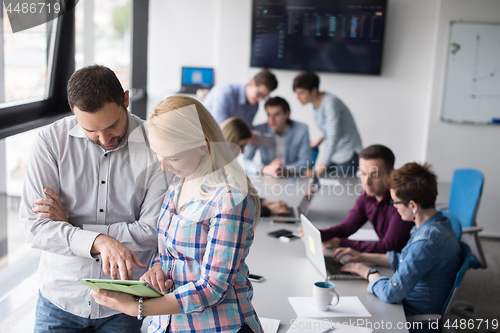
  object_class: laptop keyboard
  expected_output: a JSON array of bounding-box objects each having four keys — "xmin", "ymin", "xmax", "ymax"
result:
[
  {"xmin": 278, "ymin": 207, "xmax": 296, "ymax": 218},
  {"xmin": 324, "ymin": 257, "xmax": 363, "ymax": 279}
]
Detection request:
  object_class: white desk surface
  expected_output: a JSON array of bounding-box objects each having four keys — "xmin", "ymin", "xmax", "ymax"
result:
[{"xmin": 246, "ymin": 175, "xmax": 434, "ymax": 333}]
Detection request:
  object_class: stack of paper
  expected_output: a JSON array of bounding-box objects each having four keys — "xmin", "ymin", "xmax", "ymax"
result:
[
  {"xmin": 259, "ymin": 317, "xmax": 280, "ymax": 333},
  {"xmin": 288, "ymin": 296, "xmax": 371, "ymax": 318},
  {"xmin": 286, "ymin": 318, "xmax": 373, "ymax": 333}
]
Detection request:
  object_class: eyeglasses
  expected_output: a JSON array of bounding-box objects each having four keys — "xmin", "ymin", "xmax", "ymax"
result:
[
  {"xmin": 390, "ymin": 200, "xmax": 408, "ymax": 206},
  {"xmin": 256, "ymin": 91, "xmax": 269, "ymax": 101}
]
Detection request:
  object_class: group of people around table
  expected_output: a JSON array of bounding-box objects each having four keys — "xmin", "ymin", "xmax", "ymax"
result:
[
  {"xmin": 20, "ymin": 65, "xmax": 461, "ymax": 333},
  {"xmin": 206, "ymin": 69, "xmax": 362, "ymax": 179}
]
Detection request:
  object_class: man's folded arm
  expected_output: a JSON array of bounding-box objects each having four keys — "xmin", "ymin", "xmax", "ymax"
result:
[{"xmin": 20, "ymin": 133, "xmax": 100, "ymax": 258}]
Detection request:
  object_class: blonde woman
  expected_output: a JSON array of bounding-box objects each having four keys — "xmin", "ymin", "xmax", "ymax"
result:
[
  {"xmin": 221, "ymin": 117, "xmax": 290, "ymax": 217},
  {"xmin": 91, "ymin": 96, "xmax": 263, "ymax": 333}
]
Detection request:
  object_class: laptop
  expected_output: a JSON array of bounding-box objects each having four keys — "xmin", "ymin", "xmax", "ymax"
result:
[
  {"xmin": 272, "ymin": 176, "xmax": 320, "ymax": 222},
  {"xmin": 178, "ymin": 67, "xmax": 214, "ymax": 94},
  {"xmin": 301, "ymin": 214, "xmax": 363, "ymax": 280}
]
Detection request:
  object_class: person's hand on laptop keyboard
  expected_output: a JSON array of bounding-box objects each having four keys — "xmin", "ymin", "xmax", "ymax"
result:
[{"xmin": 331, "ymin": 247, "xmax": 363, "ymax": 263}]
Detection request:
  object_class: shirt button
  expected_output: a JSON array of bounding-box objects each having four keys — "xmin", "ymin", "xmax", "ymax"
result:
[
  {"xmin": 400, "ymin": 259, "xmax": 403, "ymax": 262},
  {"xmin": 88, "ymin": 301, "xmax": 91, "ymax": 305},
  {"xmin": 100, "ymin": 209, "xmax": 104, "ymax": 212},
  {"xmin": 101, "ymin": 181, "xmax": 106, "ymax": 184},
  {"xmin": 104, "ymin": 153, "xmax": 108, "ymax": 157},
  {"xmin": 96, "ymin": 259, "xmax": 100, "ymax": 262},
  {"xmin": 393, "ymin": 282, "xmax": 398, "ymax": 286}
]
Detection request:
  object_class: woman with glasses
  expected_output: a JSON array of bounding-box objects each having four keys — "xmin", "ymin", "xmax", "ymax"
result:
[
  {"xmin": 331, "ymin": 162, "xmax": 461, "ymax": 330},
  {"xmin": 91, "ymin": 96, "xmax": 262, "ymax": 333}
]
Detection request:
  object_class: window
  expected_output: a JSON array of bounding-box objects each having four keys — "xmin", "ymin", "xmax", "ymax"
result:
[
  {"xmin": 0, "ymin": 7, "xmax": 56, "ymax": 106},
  {"xmin": 75, "ymin": 0, "xmax": 131, "ymax": 89}
]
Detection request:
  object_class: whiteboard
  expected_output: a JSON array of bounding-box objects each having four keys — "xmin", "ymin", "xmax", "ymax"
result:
[{"xmin": 441, "ymin": 22, "xmax": 500, "ymax": 124}]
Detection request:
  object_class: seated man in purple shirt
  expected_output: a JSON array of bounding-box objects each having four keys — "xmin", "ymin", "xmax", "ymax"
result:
[
  {"xmin": 318, "ymin": 145, "xmax": 413, "ymax": 253},
  {"xmin": 203, "ymin": 70, "xmax": 278, "ymax": 128}
]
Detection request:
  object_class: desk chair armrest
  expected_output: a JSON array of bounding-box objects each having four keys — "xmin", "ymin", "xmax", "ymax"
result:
[
  {"xmin": 462, "ymin": 226, "xmax": 483, "ymax": 234},
  {"xmin": 435, "ymin": 204, "xmax": 448, "ymax": 210},
  {"xmin": 406, "ymin": 314, "xmax": 442, "ymax": 323}
]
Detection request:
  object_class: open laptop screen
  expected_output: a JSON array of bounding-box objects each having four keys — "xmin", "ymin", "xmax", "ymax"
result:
[{"xmin": 181, "ymin": 67, "xmax": 214, "ymax": 88}]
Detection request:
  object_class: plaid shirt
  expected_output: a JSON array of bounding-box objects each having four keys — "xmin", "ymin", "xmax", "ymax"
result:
[{"xmin": 148, "ymin": 174, "xmax": 263, "ymax": 333}]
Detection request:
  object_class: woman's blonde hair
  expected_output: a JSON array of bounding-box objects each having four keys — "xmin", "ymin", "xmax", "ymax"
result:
[
  {"xmin": 220, "ymin": 117, "xmax": 252, "ymax": 145},
  {"xmin": 148, "ymin": 96, "xmax": 260, "ymax": 224}
]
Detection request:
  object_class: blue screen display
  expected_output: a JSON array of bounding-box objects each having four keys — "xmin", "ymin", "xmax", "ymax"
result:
[{"xmin": 182, "ymin": 68, "xmax": 214, "ymax": 87}]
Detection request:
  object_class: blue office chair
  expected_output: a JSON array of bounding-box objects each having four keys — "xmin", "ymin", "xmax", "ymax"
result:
[
  {"xmin": 447, "ymin": 169, "xmax": 487, "ymax": 269},
  {"xmin": 406, "ymin": 242, "xmax": 471, "ymax": 333},
  {"xmin": 443, "ymin": 169, "xmax": 489, "ymax": 322},
  {"xmin": 439, "ymin": 210, "xmax": 462, "ymax": 241}
]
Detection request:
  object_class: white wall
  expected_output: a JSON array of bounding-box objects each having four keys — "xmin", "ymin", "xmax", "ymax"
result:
[
  {"xmin": 147, "ymin": 0, "xmax": 218, "ymax": 117},
  {"xmin": 149, "ymin": 0, "xmax": 439, "ymax": 165},
  {"xmin": 425, "ymin": 0, "xmax": 500, "ymax": 237},
  {"xmin": 148, "ymin": 0, "xmax": 500, "ymax": 236}
]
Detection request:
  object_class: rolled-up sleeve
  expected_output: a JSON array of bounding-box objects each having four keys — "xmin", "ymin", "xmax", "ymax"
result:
[
  {"xmin": 174, "ymin": 190, "xmax": 254, "ymax": 313},
  {"xmin": 386, "ymin": 251, "xmax": 400, "ymax": 270},
  {"xmin": 367, "ymin": 240, "xmax": 437, "ymax": 304}
]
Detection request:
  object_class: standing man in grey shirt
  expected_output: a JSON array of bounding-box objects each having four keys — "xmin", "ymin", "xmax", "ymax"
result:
[
  {"xmin": 19, "ymin": 65, "xmax": 170, "ymax": 332},
  {"xmin": 293, "ymin": 71, "xmax": 362, "ymax": 178}
]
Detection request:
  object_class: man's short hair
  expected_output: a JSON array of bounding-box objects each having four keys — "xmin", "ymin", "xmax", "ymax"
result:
[
  {"xmin": 67, "ymin": 65, "xmax": 126, "ymax": 113},
  {"xmin": 264, "ymin": 96, "xmax": 293, "ymax": 125},
  {"xmin": 359, "ymin": 145, "xmax": 395, "ymax": 171},
  {"xmin": 265, "ymin": 97, "xmax": 292, "ymax": 125},
  {"xmin": 293, "ymin": 71, "xmax": 319, "ymax": 91},
  {"xmin": 253, "ymin": 70, "xmax": 278, "ymax": 92},
  {"xmin": 383, "ymin": 162, "xmax": 438, "ymax": 209}
]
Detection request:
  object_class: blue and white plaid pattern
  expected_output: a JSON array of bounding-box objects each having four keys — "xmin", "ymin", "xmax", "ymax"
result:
[{"xmin": 149, "ymin": 174, "xmax": 263, "ymax": 333}]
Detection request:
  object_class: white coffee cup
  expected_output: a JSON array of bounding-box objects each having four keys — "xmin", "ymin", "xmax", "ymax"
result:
[{"xmin": 312, "ymin": 281, "xmax": 340, "ymax": 311}]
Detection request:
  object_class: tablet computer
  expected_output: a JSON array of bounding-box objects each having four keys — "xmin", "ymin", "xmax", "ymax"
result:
[
  {"xmin": 81, "ymin": 279, "xmax": 164, "ymax": 298},
  {"xmin": 253, "ymin": 131, "xmax": 276, "ymax": 150}
]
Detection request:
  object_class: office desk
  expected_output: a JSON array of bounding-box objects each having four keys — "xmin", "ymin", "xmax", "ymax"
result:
[{"xmin": 246, "ymin": 176, "xmax": 410, "ymax": 332}]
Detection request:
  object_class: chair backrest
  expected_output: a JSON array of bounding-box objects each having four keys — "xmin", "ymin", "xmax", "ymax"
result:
[
  {"xmin": 448, "ymin": 169, "xmax": 484, "ymax": 228},
  {"xmin": 441, "ymin": 242, "xmax": 471, "ymax": 322},
  {"xmin": 439, "ymin": 210, "xmax": 462, "ymax": 240}
]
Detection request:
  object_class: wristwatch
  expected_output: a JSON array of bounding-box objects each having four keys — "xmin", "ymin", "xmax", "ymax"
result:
[{"xmin": 366, "ymin": 268, "xmax": 379, "ymax": 280}]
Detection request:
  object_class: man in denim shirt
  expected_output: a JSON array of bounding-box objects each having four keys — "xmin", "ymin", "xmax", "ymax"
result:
[{"xmin": 332, "ymin": 162, "xmax": 461, "ymax": 322}]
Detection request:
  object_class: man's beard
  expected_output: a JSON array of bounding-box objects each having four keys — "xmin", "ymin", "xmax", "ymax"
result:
[{"xmin": 94, "ymin": 116, "xmax": 129, "ymax": 150}]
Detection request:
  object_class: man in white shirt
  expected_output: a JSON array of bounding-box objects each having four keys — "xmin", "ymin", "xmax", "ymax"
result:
[{"xmin": 20, "ymin": 65, "xmax": 169, "ymax": 332}]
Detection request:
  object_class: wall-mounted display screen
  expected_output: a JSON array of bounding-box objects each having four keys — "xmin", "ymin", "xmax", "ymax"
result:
[{"xmin": 250, "ymin": 0, "xmax": 387, "ymax": 74}]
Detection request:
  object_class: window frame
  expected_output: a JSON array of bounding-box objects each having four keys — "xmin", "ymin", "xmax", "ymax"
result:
[
  {"xmin": 0, "ymin": 6, "xmax": 75, "ymax": 139},
  {"xmin": 0, "ymin": 0, "xmax": 150, "ymax": 138}
]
